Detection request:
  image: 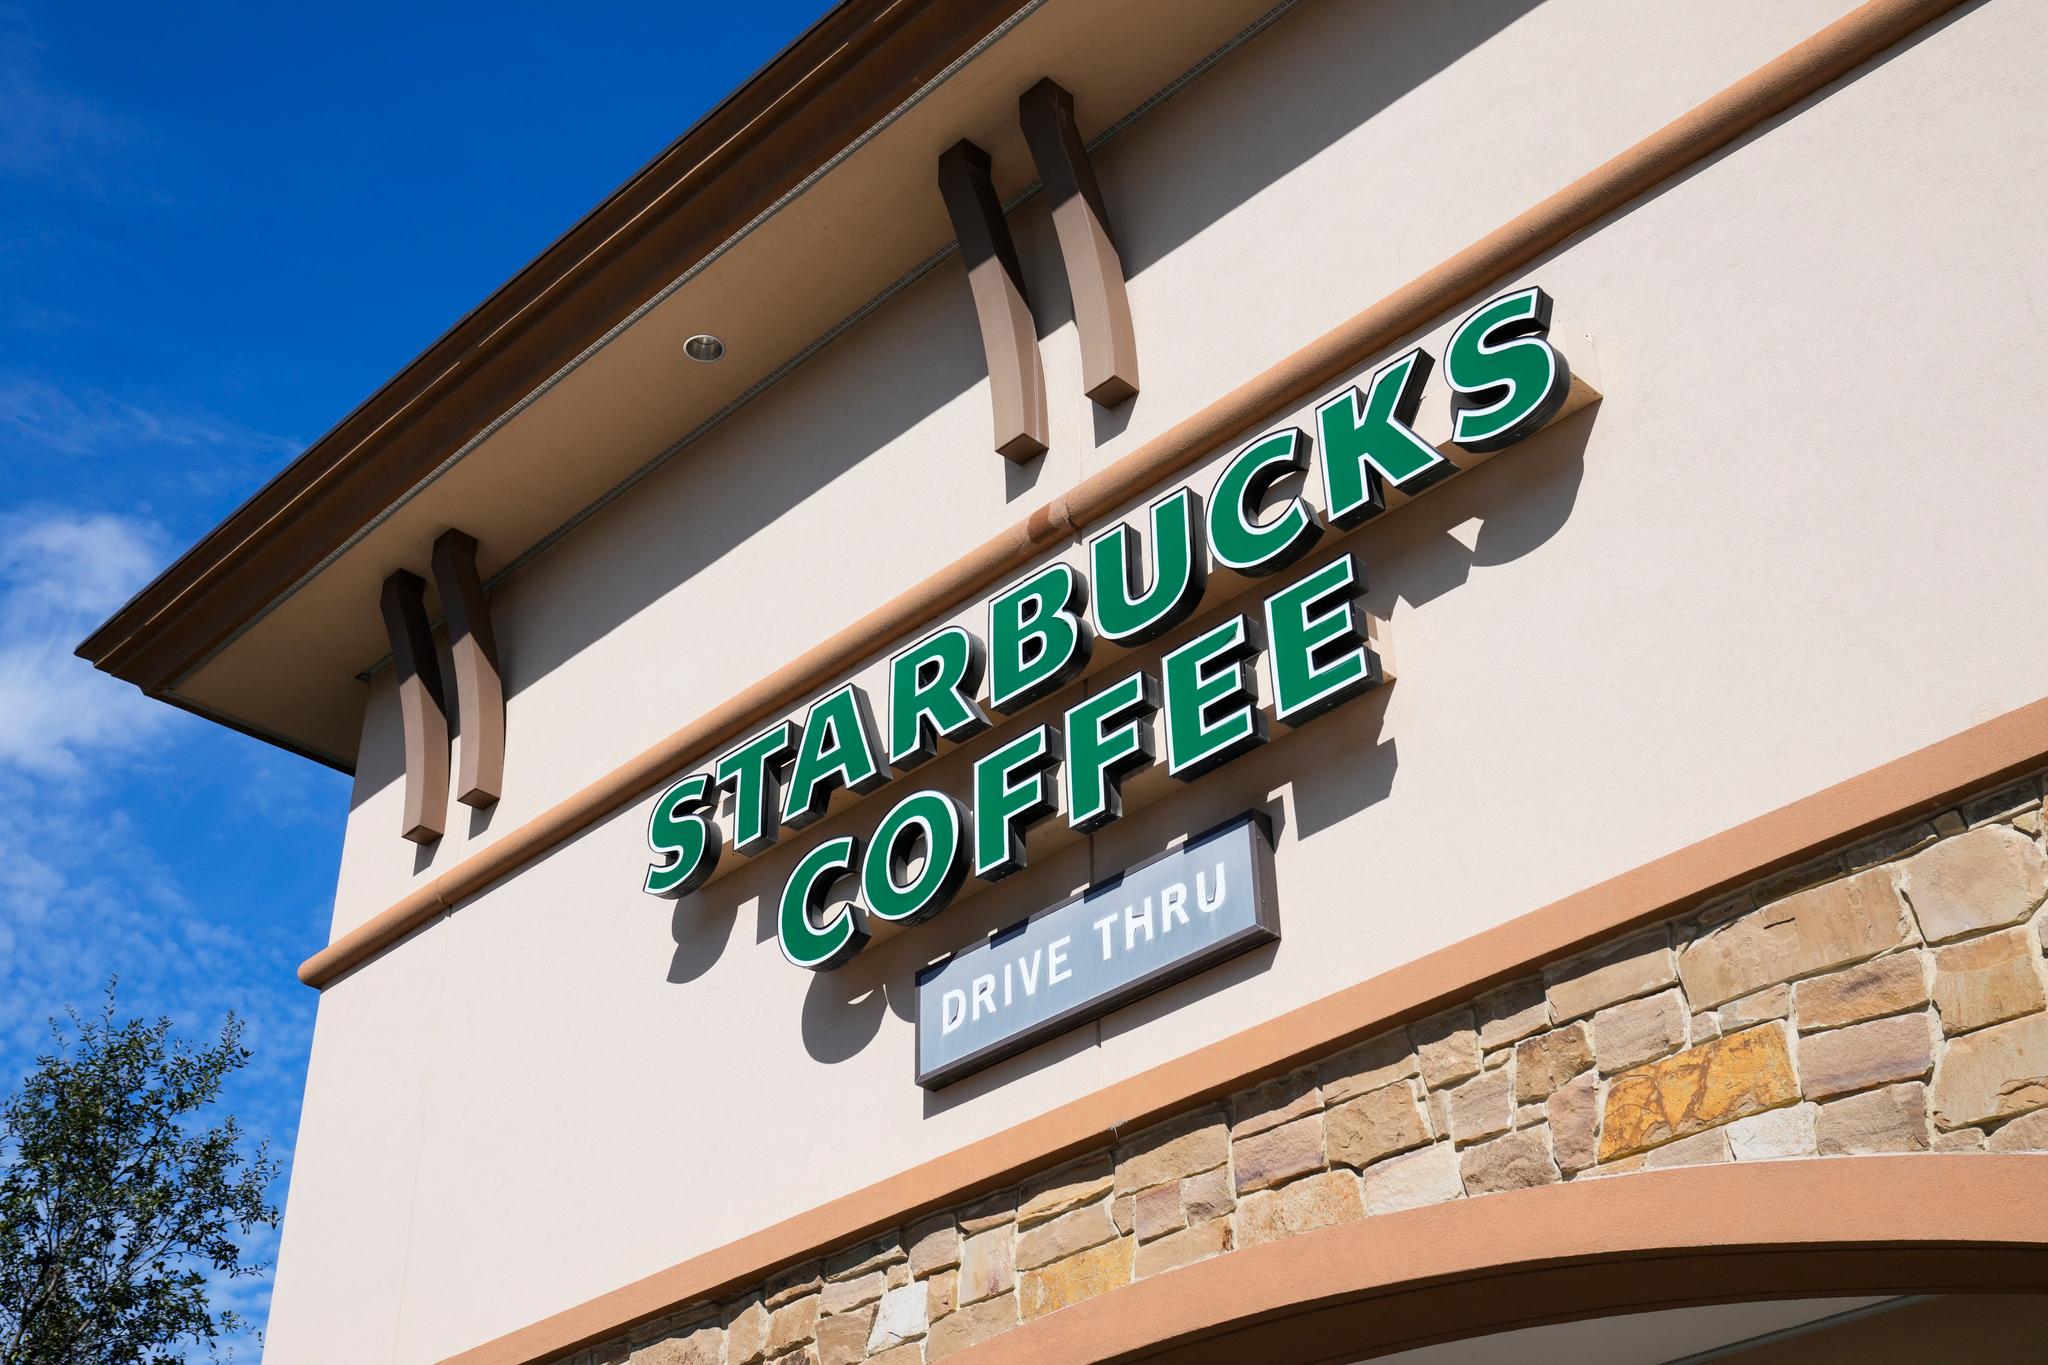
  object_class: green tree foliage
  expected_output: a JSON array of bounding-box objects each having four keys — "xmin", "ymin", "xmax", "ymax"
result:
[{"xmin": 0, "ymin": 985, "xmax": 279, "ymax": 1364}]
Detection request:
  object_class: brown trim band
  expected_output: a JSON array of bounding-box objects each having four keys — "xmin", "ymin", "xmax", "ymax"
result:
[
  {"xmin": 961, "ymin": 1157, "xmax": 2048, "ymax": 1365},
  {"xmin": 436, "ymin": 692, "xmax": 2048, "ymax": 1364},
  {"xmin": 298, "ymin": 0, "xmax": 1970, "ymax": 989}
]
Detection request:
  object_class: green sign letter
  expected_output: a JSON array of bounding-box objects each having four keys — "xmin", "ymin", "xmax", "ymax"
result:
[
  {"xmin": 715, "ymin": 719, "xmax": 798, "ymax": 856},
  {"xmin": 988, "ymin": 563, "xmax": 1091, "ymax": 714},
  {"xmin": 1445, "ymin": 286, "xmax": 1570, "ymax": 452},
  {"xmin": 1207, "ymin": 429, "xmax": 1321, "ymax": 576},
  {"xmin": 1316, "ymin": 346, "xmax": 1448, "ymax": 527},
  {"xmin": 1063, "ymin": 671, "xmax": 1158, "ymax": 832},
  {"xmin": 643, "ymin": 773, "xmax": 721, "ymax": 898},
  {"xmin": 888, "ymin": 626, "xmax": 990, "ymax": 769},
  {"xmin": 781, "ymin": 683, "xmax": 888, "ymax": 829},
  {"xmin": 1089, "ymin": 488, "xmax": 1206, "ymax": 645},
  {"xmin": 972, "ymin": 724, "xmax": 1062, "ymax": 880},
  {"xmin": 1263, "ymin": 553, "xmax": 1380, "ymax": 725},
  {"xmin": 862, "ymin": 789, "xmax": 968, "ymax": 925},
  {"xmin": 1161, "ymin": 614, "xmax": 1266, "ymax": 779},
  {"xmin": 778, "ymin": 835, "xmax": 867, "ymax": 970}
]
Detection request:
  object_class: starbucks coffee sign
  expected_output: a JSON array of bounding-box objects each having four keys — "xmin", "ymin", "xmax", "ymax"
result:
[{"xmin": 641, "ymin": 287, "xmax": 1574, "ymax": 980}]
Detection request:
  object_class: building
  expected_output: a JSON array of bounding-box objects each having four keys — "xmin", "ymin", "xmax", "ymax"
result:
[{"xmin": 78, "ymin": 0, "xmax": 2048, "ymax": 1361}]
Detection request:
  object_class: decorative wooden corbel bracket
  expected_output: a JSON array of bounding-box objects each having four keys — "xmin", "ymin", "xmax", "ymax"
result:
[
  {"xmin": 429, "ymin": 529, "xmax": 504, "ymax": 808},
  {"xmin": 938, "ymin": 139, "xmax": 1049, "ymax": 462},
  {"xmin": 378, "ymin": 569, "xmax": 449, "ymax": 844},
  {"xmin": 1020, "ymin": 78, "xmax": 1138, "ymax": 407}
]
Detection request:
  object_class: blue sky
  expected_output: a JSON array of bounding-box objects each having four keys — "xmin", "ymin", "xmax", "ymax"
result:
[{"xmin": 0, "ymin": 2, "xmax": 827, "ymax": 1353}]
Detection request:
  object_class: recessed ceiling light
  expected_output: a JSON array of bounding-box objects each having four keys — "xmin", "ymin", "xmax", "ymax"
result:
[{"xmin": 684, "ymin": 334, "xmax": 725, "ymax": 363}]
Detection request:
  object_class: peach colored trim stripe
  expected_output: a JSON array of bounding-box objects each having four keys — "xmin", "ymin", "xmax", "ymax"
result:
[
  {"xmin": 963, "ymin": 1157, "xmax": 2048, "ymax": 1364},
  {"xmin": 439, "ymin": 693, "xmax": 2048, "ymax": 1365},
  {"xmin": 301, "ymin": 0, "xmax": 1972, "ymax": 991}
]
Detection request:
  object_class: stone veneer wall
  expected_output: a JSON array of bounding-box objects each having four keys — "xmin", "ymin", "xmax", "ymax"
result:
[{"xmin": 574, "ymin": 771, "xmax": 2048, "ymax": 1365}]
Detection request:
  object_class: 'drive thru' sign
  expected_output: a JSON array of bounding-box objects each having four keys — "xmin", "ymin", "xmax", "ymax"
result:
[{"xmin": 913, "ymin": 813, "xmax": 1278, "ymax": 1087}]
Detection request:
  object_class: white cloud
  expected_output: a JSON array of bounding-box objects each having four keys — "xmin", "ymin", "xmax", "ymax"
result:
[{"xmin": 0, "ymin": 508, "xmax": 173, "ymax": 776}]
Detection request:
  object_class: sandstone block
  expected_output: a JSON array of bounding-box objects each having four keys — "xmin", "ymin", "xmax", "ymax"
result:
[
  {"xmin": 1111, "ymin": 1192, "xmax": 1133, "ymax": 1236},
  {"xmin": 725, "ymin": 1298, "xmax": 769, "ymax": 1365},
  {"xmin": 1899, "ymin": 824, "xmax": 2048, "ymax": 942},
  {"xmin": 1933, "ymin": 927, "xmax": 2045, "ymax": 1034},
  {"xmin": 825, "ymin": 1236, "xmax": 904, "ymax": 1282},
  {"xmin": 1232, "ymin": 1113, "xmax": 1327, "ymax": 1194},
  {"xmin": 1644, "ymin": 1127, "xmax": 1730, "ymax": 1169},
  {"xmin": 1795, "ymin": 954, "xmax": 1928, "ymax": 1032},
  {"xmin": 1327, "ymin": 1082, "xmax": 1429, "ymax": 1169},
  {"xmin": 1599, "ymin": 1024, "xmax": 1798, "ymax": 1160},
  {"xmin": 1545, "ymin": 927, "xmax": 1675, "ymax": 1022},
  {"xmin": 816, "ymin": 1307, "xmax": 874, "ymax": 1365},
  {"xmin": 1361, "ymin": 1142, "xmax": 1462, "ymax": 1214},
  {"xmin": 767, "ymin": 1296, "xmax": 820, "ymax": 1356},
  {"xmin": 1814, "ymin": 1082, "xmax": 1929, "ymax": 1154},
  {"xmin": 1460, "ymin": 1128, "xmax": 1560, "ymax": 1195},
  {"xmin": 820, "ymin": 1271, "xmax": 885, "ymax": 1317},
  {"xmin": 958, "ymin": 1226, "xmax": 1014, "ymax": 1303},
  {"xmin": 1798, "ymin": 1012, "xmax": 1933, "ymax": 1099},
  {"xmin": 1726, "ymin": 1103, "xmax": 1816, "ymax": 1160},
  {"xmin": 1546, "ymin": 1071, "xmax": 1601, "ymax": 1174},
  {"xmin": 1515, "ymin": 1024, "xmax": 1593, "ymax": 1100},
  {"xmin": 1317, "ymin": 1028, "xmax": 1418, "ymax": 1104},
  {"xmin": 631, "ymin": 1321, "xmax": 723, "ymax": 1365},
  {"xmin": 869, "ymin": 1347, "xmax": 922, "ymax": 1365},
  {"xmin": 1986, "ymin": 1108, "xmax": 2048, "ymax": 1152},
  {"xmin": 1845, "ymin": 821, "xmax": 1938, "ymax": 872},
  {"xmin": 1135, "ymin": 1217, "xmax": 1231, "ymax": 1277},
  {"xmin": 1017, "ymin": 1153, "xmax": 1114, "ymax": 1227},
  {"xmin": 1447, "ymin": 1067, "xmax": 1513, "ymax": 1146},
  {"xmin": 1015, "ymin": 1199, "xmax": 1115, "ymax": 1271},
  {"xmin": 1236, "ymin": 1170, "xmax": 1362, "ymax": 1247},
  {"xmin": 1115, "ymin": 1111, "xmax": 1227, "ymax": 1193},
  {"xmin": 1963, "ymin": 779, "xmax": 2040, "ymax": 828},
  {"xmin": 1414, "ymin": 1007, "xmax": 1481, "ymax": 1088},
  {"xmin": 907, "ymin": 1216, "xmax": 959, "ymax": 1277},
  {"xmin": 764, "ymin": 1263, "xmax": 823, "ymax": 1310},
  {"xmin": 925, "ymin": 1296, "xmax": 1017, "ymax": 1360},
  {"xmin": 1722, "ymin": 984, "xmax": 1792, "ymax": 1028},
  {"xmin": 1931, "ymin": 1011, "xmax": 2048, "ymax": 1128},
  {"xmin": 925, "ymin": 1270, "xmax": 957, "ymax": 1321},
  {"xmin": 1477, "ymin": 978, "xmax": 1550, "ymax": 1048},
  {"xmin": 865, "ymin": 1284, "xmax": 926, "ymax": 1353},
  {"xmin": 1132, "ymin": 1181, "xmax": 1184, "ymax": 1242},
  {"xmin": 1933, "ymin": 1127, "xmax": 1985, "ymax": 1152},
  {"xmin": 1182, "ymin": 1167, "xmax": 1233, "ymax": 1224},
  {"xmin": 1678, "ymin": 868, "xmax": 1914, "ymax": 1008},
  {"xmin": 954, "ymin": 1193, "xmax": 1015, "ymax": 1237},
  {"xmin": 1229, "ymin": 1068, "xmax": 1321, "ymax": 1138},
  {"xmin": 1018, "ymin": 1237, "xmax": 1131, "ymax": 1320},
  {"xmin": 1593, "ymin": 989, "xmax": 1688, "ymax": 1075},
  {"xmin": 765, "ymin": 1348, "xmax": 819, "ymax": 1365}
]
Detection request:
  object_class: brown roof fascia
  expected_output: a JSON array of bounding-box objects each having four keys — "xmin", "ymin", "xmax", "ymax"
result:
[{"xmin": 74, "ymin": 0, "xmax": 1024, "ymax": 697}]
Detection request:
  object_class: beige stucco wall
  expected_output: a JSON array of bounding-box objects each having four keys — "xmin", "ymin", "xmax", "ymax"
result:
[{"xmin": 268, "ymin": 0, "xmax": 2048, "ymax": 1360}]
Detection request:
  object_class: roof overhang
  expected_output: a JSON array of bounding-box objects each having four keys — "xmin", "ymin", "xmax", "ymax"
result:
[{"xmin": 76, "ymin": 0, "xmax": 1287, "ymax": 770}]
